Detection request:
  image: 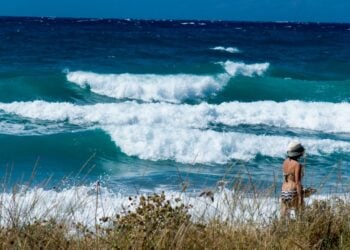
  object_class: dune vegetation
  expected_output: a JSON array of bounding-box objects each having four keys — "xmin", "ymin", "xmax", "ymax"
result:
[{"xmin": 0, "ymin": 185, "xmax": 350, "ymax": 250}]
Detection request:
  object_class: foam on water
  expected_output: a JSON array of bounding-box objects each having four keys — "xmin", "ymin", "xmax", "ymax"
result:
[
  {"xmin": 66, "ymin": 61, "xmax": 269, "ymax": 103},
  {"xmin": 0, "ymin": 185, "xmax": 345, "ymax": 228},
  {"xmin": 0, "ymin": 120, "xmax": 81, "ymax": 136},
  {"xmin": 0, "ymin": 186, "xmax": 278, "ymax": 228},
  {"xmin": 181, "ymin": 22, "xmax": 195, "ymax": 25},
  {"xmin": 216, "ymin": 101, "xmax": 350, "ymax": 133},
  {"xmin": 1, "ymin": 100, "xmax": 350, "ymax": 133},
  {"xmin": 211, "ymin": 46, "xmax": 240, "ymax": 53},
  {"xmin": 105, "ymin": 125, "xmax": 350, "ymax": 163},
  {"xmin": 1, "ymin": 101, "xmax": 350, "ymax": 163},
  {"xmin": 220, "ymin": 61, "xmax": 270, "ymax": 77},
  {"xmin": 67, "ymin": 71, "xmax": 229, "ymax": 103}
]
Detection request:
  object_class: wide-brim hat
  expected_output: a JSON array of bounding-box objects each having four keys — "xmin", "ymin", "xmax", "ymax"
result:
[{"xmin": 287, "ymin": 141, "xmax": 305, "ymax": 157}]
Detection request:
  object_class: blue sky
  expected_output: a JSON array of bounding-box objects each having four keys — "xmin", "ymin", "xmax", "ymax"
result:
[{"xmin": 1, "ymin": 0, "xmax": 349, "ymax": 23}]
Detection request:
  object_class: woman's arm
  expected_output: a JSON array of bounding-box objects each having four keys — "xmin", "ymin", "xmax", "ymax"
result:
[{"xmin": 294, "ymin": 163, "xmax": 302, "ymax": 206}]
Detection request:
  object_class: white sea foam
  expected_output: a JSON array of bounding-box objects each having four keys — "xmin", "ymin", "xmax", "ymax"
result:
[
  {"xmin": 0, "ymin": 186, "xmax": 278, "ymax": 228},
  {"xmin": 105, "ymin": 125, "xmax": 350, "ymax": 163},
  {"xmin": 181, "ymin": 22, "xmax": 195, "ymax": 25},
  {"xmin": 0, "ymin": 185, "xmax": 345, "ymax": 228},
  {"xmin": 2, "ymin": 100, "xmax": 350, "ymax": 134},
  {"xmin": 211, "ymin": 46, "xmax": 240, "ymax": 53},
  {"xmin": 220, "ymin": 60, "xmax": 270, "ymax": 77},
  {"xmin": 0, "ymin": 121, "xmax": 27, "ymax": 135},
  {"xmin": 2, "ymin": 100, "xmax": 350, "ymax": 163},
  {"xmin": 215, "ymin": 101, "xmax": 350, "ymax": 133},
  {"xmin": 66, "ymin": 61, "xmax": 269, "ymax": 102},
  {"xmin": 67, "ymin": 71, "xmax": 230, "ymax": 103},
  {"xmin": 0, "ymin": 120, "xmax": 81, "ymax": 136},
  {"xmin": 0, "ymin": 185, "xmax": 133, "ymax": 228}
]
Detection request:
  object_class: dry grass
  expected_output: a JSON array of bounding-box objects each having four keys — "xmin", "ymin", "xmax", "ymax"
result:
[
  {"xmin": 0, "ymin": 190, "xmax": 350, "ymax": 249},
  {"xmin": 0, "ymin": 159, "xmax": 349, "ymax": 249}
]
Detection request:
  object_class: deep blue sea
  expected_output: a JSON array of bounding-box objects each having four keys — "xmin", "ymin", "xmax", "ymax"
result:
[{"xmin": 1, "ymin": 17, "xmax": 350, "ymax": 199}]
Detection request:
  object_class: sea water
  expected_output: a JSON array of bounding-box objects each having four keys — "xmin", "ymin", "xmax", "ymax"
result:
[{"xmin": 0, "ymin": 17, "xmax": 350, "ymax": 225}]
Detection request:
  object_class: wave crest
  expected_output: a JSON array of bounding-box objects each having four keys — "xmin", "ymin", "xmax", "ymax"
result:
[
  {"xmin": 220, "ymin": 61, "xmax": 270, "ymax": 77},
  {"xmin": 67, "ymin": 71, "xmax": 229, "ymax": 103},
  {"xmin": 66, "ymin": 61, "xmax": 269, "ymax": 103},
  {"xmin": 2, "ymin": 100, "xmax": 348, "ymax": 133},
  {"xmin": 1, "ymin": 100, "xmax": 350, "ymax": 163},
  {"xmin": 105, "ymin": 125, "xmax": 350, "ymax": 163},
  {"xmin": 211, "ymin": 46, "xmax": 240, "ymax": 53}
]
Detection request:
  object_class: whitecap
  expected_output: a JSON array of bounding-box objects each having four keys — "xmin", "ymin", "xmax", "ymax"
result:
[
  {"xmin": 66, "ymin": 61, "xmax": 269, "ymax": 103},
  {"xmin": 219, "ymin": 60, "xmax": 270, "ymax": 77},
  {"xmin": 105, "ymin": 125, "xmax": 350, "ymax": 163},
  {"xmin": 211, "ymin": 46, "xmax": 240, "ymax": 53},
  {"xmin": 1, "ymin": 100, "xmax": 350, "ymax": 134},
  {"xmin": 181, "ymin": 22, "xmax": 195, "ymax": 25},
  {"xmin": 1, "ymin": 100, "xmax": 350, "ymax": 163},
  {"xmin": 67, "ymin": 71, "xmax": 230, "ymax": 103}
]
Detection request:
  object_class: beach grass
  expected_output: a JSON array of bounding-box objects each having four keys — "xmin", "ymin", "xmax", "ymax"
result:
[
  {"xmin": 0, "ymin": 159, "xmax": 349, "ymax": 249},
  {"xmin": 0, "ymin": 186, "xmax": 350, "ymax": 249}
]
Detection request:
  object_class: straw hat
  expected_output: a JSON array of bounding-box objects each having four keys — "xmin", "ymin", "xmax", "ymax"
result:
[{"xmin": 287, "ymin": 141, "xmax": 305, "ymax": 157}]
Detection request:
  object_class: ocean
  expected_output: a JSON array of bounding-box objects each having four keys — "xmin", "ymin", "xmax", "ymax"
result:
[{"xmin": 0, "ymin": 17, "xmax": 350, "ymax": 223}]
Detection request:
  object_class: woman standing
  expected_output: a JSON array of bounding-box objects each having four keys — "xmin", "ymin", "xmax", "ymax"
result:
[{"xmin": 280, "ymin": 141, "xmax": 305, "ymax": 218}]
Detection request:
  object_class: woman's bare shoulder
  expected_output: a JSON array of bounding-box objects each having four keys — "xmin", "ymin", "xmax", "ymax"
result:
[{"xmin": 283, "ymin": 158, "xmax": 301, "ymax": 170}]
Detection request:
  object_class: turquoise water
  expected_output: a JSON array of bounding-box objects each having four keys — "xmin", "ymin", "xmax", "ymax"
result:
[{"xmin": 1, "ymin": 17, "xmax": 350, "ymax": 195}]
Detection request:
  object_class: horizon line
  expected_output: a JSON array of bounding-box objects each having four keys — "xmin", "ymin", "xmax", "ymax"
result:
[{"xmin": 1, "ymin": 15, "xmax": 350, "ymax": 25}]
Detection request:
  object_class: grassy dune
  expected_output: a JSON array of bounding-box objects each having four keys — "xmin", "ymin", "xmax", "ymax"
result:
[{"xmin": 0, "ymin": 188, "xmax": 350, "ymax": 249}]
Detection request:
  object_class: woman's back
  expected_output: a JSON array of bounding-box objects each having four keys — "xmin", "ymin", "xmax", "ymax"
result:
[{"xmin": 282, "ymin": 158, "xmax": 301, "ymax": 191}]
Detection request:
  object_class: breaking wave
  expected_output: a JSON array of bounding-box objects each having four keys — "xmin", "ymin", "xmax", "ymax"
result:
[
  {"xmin": 67, "ymin": 71, "xmax": 229, "ymax": 103},
  {"xmin": 105, "ymin": 125, "xmax": 350, "ymax": 163},
  {"xmin": 219, "ymin": 61, "xmax": 270, "ymax": 77},
  {"xmin": 1, "ymin": 100, "xmax": 350, "ymax": 163},
  {"xmin": 0, "ymin": 100, "xmax": 349, "ymax": 133},
  {"xmin": 66, "ymin": 61, "xmax": 269, "ymax": 103}
]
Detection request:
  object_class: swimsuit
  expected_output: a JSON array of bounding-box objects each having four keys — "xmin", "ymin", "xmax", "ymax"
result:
[
  {"xmin": 280, "ymin": 190, "xmax": 297, "ymax": 202},
  {"xmin": 281, "ymin": 172, "xmax": 297, "ymax": 202}
]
